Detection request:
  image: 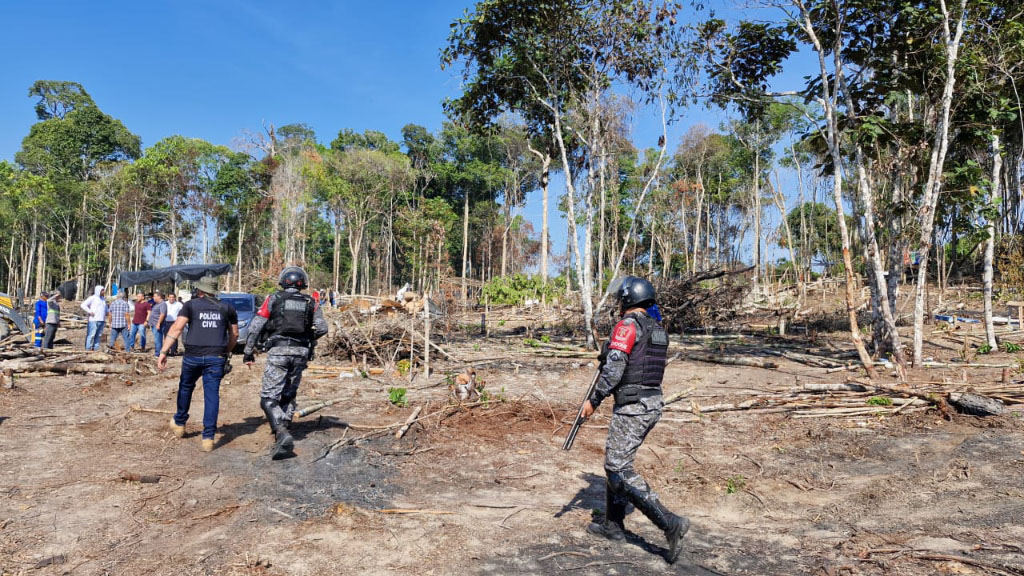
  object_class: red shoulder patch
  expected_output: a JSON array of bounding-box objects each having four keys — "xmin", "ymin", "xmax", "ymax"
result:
[
  {"xmin": 256, "ymin": 296, "xmax": 272, "ymax": 319},
  {"xmin": 608, "ymin": 321, "xmax": 637, "ymax": 354}
]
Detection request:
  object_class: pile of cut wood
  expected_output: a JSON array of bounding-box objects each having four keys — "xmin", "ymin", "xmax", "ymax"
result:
[
  {"xmin": 335, "ymin": 285, "xmax": 436, "ymax": 318},
  {"xmin": 656, "ymin": 267, "xmax": 753, "ymax": 333},
  {"xmin": 0, "ymin": 344, "xmax": 155, "ymax": 388}
]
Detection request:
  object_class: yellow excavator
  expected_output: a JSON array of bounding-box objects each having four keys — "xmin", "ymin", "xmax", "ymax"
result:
[{"xmin": 0, "ymin": 292, "xmax": 32, "ymax": 342}]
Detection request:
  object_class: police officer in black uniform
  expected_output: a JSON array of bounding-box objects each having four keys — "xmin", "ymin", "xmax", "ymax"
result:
[
  {"xmin": 581, "ymin": 276, "xmax": 689, "ymax": 563},
  {"xmin": 243, "ymin": 266, "xmax": 328, "ymax": 459},
  {"xmin": 159, "ymin": 276, "xmax": 238, "ymax": 453}
]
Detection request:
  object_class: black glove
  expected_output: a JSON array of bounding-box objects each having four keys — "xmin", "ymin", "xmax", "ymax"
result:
[{"xmin": 243, "ymin": 352, "xmax": 255, "ymax": 364}]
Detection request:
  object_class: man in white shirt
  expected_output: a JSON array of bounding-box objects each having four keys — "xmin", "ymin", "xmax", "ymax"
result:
[
  {"xmin": 165, "ymin": 292, "xmax": 184, "ymax": 355},
  {"xmin": 80, "ymin": 285, "xmax": 108, "ymax": 351}
]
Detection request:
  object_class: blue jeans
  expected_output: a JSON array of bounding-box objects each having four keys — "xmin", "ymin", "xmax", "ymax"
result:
[
  {"xmin": 129, "ymin": 323, "xmax": 148, "ymax": 351},
  {"xmin": 109, "ymin": 326, "xmax": 129, "ymax": 349},
  {"xmin": 152, "ymin": 325, "xmax": 164, "ymax": 357},
  {"xmin": 174, "ymin": 355, "xmax": 226, "ymax": 439},
  {"xmin": 85, "ymin": 321, "xmax": 104, "ymax": 350}
]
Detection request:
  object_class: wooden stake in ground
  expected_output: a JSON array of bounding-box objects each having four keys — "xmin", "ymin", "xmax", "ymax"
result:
[{"xmin": 395, "ymin": 405, "xmax": 423, "ymax": 439}]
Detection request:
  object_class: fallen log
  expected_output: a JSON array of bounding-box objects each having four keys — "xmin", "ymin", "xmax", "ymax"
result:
[
  {"xmin": 948, "ymin": 392, "xmax": 1005, "ymax": 416},
  {"xmin": 849, "ymin": 378, "xmax": 950, "ymax": 414},
  {"xmin": 683, "ymin": 353, "xmax": 778, "ymax": 369},
  {"xmin": 803, "ymin": 382, "xmax": 868, "ymax": 393},
  {"xmin": 0, "ymin": 360, "xmax": 133, "ymax": 374}
]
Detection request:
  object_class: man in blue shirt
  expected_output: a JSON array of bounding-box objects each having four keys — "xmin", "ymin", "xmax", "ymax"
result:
[{"xmin": 33, "ymin": 292, "xmax": 48, "ymax": 348}]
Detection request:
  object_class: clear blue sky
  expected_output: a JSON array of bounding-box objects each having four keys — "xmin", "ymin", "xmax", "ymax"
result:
[{"xmin": 1, "ymin": 1, "xmax": 809, "ymax": 272}]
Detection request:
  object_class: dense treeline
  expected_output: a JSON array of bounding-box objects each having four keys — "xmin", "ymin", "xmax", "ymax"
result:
[{"xmin": 2, "ymin": 0, "xmax": 1024, "ymax": 371}]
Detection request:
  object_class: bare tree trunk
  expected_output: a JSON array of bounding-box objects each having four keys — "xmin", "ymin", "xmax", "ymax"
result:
[
  {"xmin": 792, "ymin": 144, "xmax": 809, "ymax": 304},
  {"xmin": 461, "ymin": 192, "xmax": 469, "ymax": 303},
  {"xmin": 349, "ymin": 227, "xmax": 362, "ymax": 296},
  {"xmin": 692, "ymin": 167, "xmax": 705, "ymax": 274},
  {"xmin": 236, "ymin": 220, "xmax": 246, "ymax": 292},
  {"xmin": 551, "ymin": 107, "xmax": 592, "ymax": 344},
  {"xmin": 598, "ymin": 144, "xmax": 607, "ymax": 285},
  {"xmin": 912, "ymin": 0, "xmax": 967, "ymax": 365},
  {"xmin": 527, "ymin": 145, "xmax": 552, "ymax": 288},
  {"xmin": 796, "ymin": 0, "xmax": 877, "ymax": 377},
  {"xmin": 24, "ymin": 219, "xmax": 37, "ymax": 298},
  {"xmin": 105, "ymin": 210, "xmax": 119, "ymax": 291},
  {"xmin": 35, "ymin": 237, "xmax": 46, "ymax": 296},
  {"xmin": 753, "ymin": 143, "xmax": 762, "ymax": 293},
  {"xmin": 984, "ymin": 134, "xmax": 1002, "ymax": 349},
  {"xmin": 770, "ymin": 171, "xmax": 800, "ymax": 310}
]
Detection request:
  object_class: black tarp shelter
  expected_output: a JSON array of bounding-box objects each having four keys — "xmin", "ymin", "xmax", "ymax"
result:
[{"xmin": 118, "ymin": 263, "xmax": 232, "ymax": 290}]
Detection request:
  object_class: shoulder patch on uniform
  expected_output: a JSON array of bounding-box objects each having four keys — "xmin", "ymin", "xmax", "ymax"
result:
[
  {"xmin": 256, "ymin": 297, "xmax": 272, "ymax": 319},
  {"xmin": 609, "ymin": 320, "xmax": 637, "ymax": 353}
]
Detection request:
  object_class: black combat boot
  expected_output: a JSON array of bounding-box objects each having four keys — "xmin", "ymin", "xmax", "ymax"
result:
[
  {"xmin": 279, "ymin": 392, "xmax": 297, "ymax": 429},
  {"xmin": 260, "ymin": 398, "xmax": 294, "ymax": 460},
  {"xmin": 630, "ymin": 492, "xmax": 689, "ymax": 564},
  {"xmin": 587, "ymin": 486, "xmax": 627, "ymax": 541}
]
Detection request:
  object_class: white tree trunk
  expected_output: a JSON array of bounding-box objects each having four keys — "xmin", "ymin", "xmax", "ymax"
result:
[
  {"xmin": 912, "ymin": 0, "xmax": 968, "ymax": 365},
  {"xmin": 796, "ymin": 0, "xmax": 877, "ymax": 377},
  {"xmin": 461, "ymin": 191, "xmax": 469, "ymax": 303},
  {"xmin": 984, "ymin": 134, "xmax": 1002, "ymax": 348}
]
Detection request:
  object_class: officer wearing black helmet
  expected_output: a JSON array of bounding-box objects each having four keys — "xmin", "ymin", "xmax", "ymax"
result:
[
  {"xmin": 581, "ymin": 276, "xmax": 689, "ymax": 563},
  {"xmin": 243, "ymin": 266, "xmax": 328, "ymax": 459}
]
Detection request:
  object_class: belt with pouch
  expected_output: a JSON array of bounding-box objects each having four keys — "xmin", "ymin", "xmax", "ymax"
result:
[{"xmin": 613, "ymin": 386, "xmax": 662, "ymax": 406}]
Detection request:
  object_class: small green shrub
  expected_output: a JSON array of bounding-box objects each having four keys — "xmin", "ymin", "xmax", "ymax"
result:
[
  {"xmin": 725, "ymin": 475, "xmax": 746, "ymax": 494},
  {"xmin": 481, "ymin": 273, "xmax": 560, "ymax": 306},
  {"xmin": 540, "ymin": 334, "xmax": 551, "ymax": 343},
  {"xmin": 396, "ymin": 359, "xmax": 411, "ymax": 375},
  {"xmin": 1003, "ymin": 342, "xmax": 1021, "ymax": 353},
  {"xmin": 978, "ymin": 344, "xmax": 993, "ymax": 355},
  {"xmin": 867, "ymin": 396, "xmax": 893, "ymax": 406},
  {"xmin": 387, "ymin": 387, "xmax": 408, "ymax": 407},
  {"xmin": 523, "ymin": 338, "xmax": 540, "ymax": 348}
]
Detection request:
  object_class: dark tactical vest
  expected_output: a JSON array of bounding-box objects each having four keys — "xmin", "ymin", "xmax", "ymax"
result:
[
  {"xmin": 614, "ymin": 312, "xmax": 668, "ymax": 405},
  {"xmin": 266, "ymin": 290, "xmax": 315, "ymax": 347}
]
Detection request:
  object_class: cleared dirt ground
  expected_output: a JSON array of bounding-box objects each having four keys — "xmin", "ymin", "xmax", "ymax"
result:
[{"xmin": 2, "ymin": 328, "xmax": 1024, "ymax": 575}]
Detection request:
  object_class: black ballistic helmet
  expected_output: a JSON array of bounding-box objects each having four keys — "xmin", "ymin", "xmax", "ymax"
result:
[
  {"xmin": 613, "ymin": 276, "xmax": 657, "ymax": 310},
  {"xmin": 279, "ymin": 266, "xmax": 309, "ymax": 290}
]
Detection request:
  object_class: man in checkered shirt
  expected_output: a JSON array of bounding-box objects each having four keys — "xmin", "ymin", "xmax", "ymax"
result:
[{"xmin": 107, "ymin": 291, "xmax": 132, "ymax": 350}]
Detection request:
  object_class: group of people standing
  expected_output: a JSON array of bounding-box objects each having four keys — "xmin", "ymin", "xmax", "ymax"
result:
[{"xmin": 65, "ymin": 286, "xmax": 183, "ymax": 353}]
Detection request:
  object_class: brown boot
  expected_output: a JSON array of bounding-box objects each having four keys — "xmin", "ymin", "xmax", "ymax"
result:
[{"xmin": 169, "ymin": 419, "xmax": 185, "ymax": 438}]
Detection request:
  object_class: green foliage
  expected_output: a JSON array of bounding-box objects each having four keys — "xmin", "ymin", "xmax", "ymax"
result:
[
  {"xmin": 479, "ymin": 386, "xmax": 506, "ymax": 406},
  {"xmin": 482, "ymin": 274, "xmax": 558, "ymax": 306},
  {"xmin": 725, "ymin": 475, "xmax": 746, "ymax": 494},
  {"xmin": 978, "ymin": 344, "xmax": 993, "ymax": 355},
  {"xmin": 1003, "ymin": 342, "xmax": 1022, "ymax": 354},
  {"xmin": 523, "ymin": 338, "xmax": 540, "ymax": 348},
  {"xmin": 540, "ymin": 334, "xmax": 551, "ymax": 344},
  {"xmin": 387, "ymin": 387, "xmax": 408, "ymax": 407},
  {"xmin": 396, "ymin": 359, "xmax": 411, "ymax": 376},
  {"xmin": 866, "ymin": 396, "xmax": 893, "ymax": 406}
]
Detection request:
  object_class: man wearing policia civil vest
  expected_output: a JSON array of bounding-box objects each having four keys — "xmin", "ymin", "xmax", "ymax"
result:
[
  {"xmin": 243, "ymin": 266, "xmax": 328, "ymax": 459},
  {"xmin": 580, "ymin": 276, "xmax": 689, "ymax": 564}
]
